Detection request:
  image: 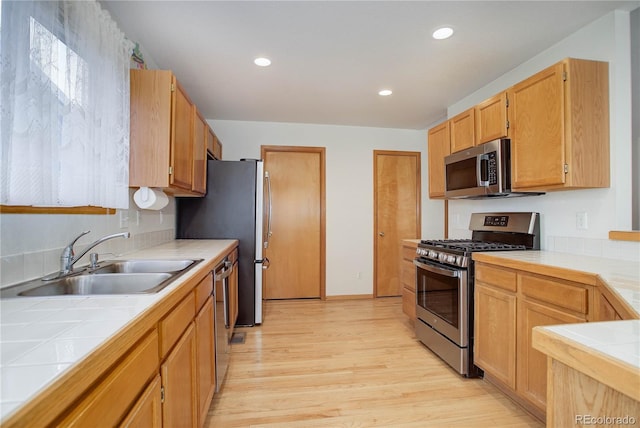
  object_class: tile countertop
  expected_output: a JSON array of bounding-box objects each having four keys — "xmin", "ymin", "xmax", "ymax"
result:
[
  {"xmin": 473, "ymin": 250, "xmax": 640, "ymax": 316},
  {"xmin": 0, "ymin": 239, "xmax": 237, "ymax": 423},
  {"xmin": 473, "ymin": 250, "xmax": 640, "ymax": 377}
]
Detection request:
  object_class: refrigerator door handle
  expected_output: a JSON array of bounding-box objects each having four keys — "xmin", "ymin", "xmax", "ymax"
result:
[
  {"xmin": 265, "ymin": 171, "xmax": 273, "ymax": 248},
  {"xmin": 255, "ymin": 257, "xmax": 270, "ymax": 270}
]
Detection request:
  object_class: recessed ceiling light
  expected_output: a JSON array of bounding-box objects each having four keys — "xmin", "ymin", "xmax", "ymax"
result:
[
  {"xmin": 432, "ymin": 27, "xmax": 454, "ymax": 40},
  {"xmin": 254, "ymin": 57, "xmax": 271, "ymax": 67},
  {"xmin": 378, "ymin": 89, "xmax": 393, "ymax": 96}
]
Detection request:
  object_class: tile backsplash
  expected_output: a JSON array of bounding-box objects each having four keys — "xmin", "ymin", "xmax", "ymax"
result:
[
  {"xmin": 545, "ymin": 235, "xmax": 640, "ymax": 262},
  {"xmin": 0, "ymin": 229, "xmax": 175, "ymax": 289}
]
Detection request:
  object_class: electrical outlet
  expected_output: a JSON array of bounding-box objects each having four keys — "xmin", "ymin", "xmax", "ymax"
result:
[
  {"xmin": 119, "ymin": 210, "xmax": 129, "ymax": 229},
  {"xmin": 356, "ymin": 271, "xmax": 362, "ymax": 280},
  {"xmin": 576, "ymin": 212, "xmax": 588, "ymax": 230}
]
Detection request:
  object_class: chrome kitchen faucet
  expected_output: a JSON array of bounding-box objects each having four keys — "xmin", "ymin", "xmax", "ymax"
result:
[{"xmin": 44, "ymin": 231, "xmax": 130, "ymax": 280}]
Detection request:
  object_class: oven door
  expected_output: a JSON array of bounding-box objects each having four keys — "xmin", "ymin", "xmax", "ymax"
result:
[{"xmin": 414, "ymin": 258, "xmax": 468, "ymax": 347}]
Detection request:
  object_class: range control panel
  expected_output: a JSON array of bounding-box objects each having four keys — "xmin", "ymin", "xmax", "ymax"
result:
[{"xmin": 483, "ymin": 215, "xmax": 509, "ymax": 227}]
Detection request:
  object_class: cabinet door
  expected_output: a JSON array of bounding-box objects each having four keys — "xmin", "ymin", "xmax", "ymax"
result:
[
  {"xmin": 508, "ymin": 62, "xmax": 565, "ymax": 189},
  {"xmin": 517, "ymin": 298, "xmax": 584, "ymax": 412},
  {"xmin": 475, "ymin": 91, "xmax": 508, "ymax": 144},
  {"xmin": 450, "ymin": 108, "xmax": 475, "ymax": 153},
  {"xmin": 170, "ymin": 77, "xmax": 195, "ymax": 191},
  {"xmin": 60, "ymin": 330, "xmax": 159, "ymax": 427},
  {"xmin": 129, "ymin": 70, "xmax": 172, "ymax": 188},
  {"xmin": 162, "ymin": 322, "xmax": 197, "ymax": 428},
  {"xmin": 195, "ymin": 297, "xmax": 216, "ymax": 427},
  {"xmin": 120, "ymin": 375, "xmax": 162, "ymax": 428},
  {"xmin": 192, "ymin": 110, "xmax": 207, "ymax": 194},
  {"xmin": 427, "ymin": 121, "xmax": 450, "ymax": 198},
  {"xmin": 474, "ymin": 283, "xmax": 516, "ymax": 389}
]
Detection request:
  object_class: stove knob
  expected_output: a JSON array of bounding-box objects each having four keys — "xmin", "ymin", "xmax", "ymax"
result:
[
  {"xmin": 428, "ymin": 250, "xmax": 437, "ymax": 259},
  {"xmin": 447, "ymin": 255, "xmax": 456, "ymax": 264},
  {"xmin": 439, "ymin": 253, "xmax": 447, "ymax": 263},
  {"xmin": 456, "ymin": 255, "xmax": 464, "ymax": 266}
]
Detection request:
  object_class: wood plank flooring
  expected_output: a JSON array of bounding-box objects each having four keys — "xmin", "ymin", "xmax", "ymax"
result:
[{"xmin": 205, "ymin": 298, "xmax": 543, "ymax": 427}]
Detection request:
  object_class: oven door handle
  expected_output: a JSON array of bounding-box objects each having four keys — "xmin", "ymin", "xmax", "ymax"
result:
[{"xmin": 413, "ymin": 259, "xmax": 460, "ymax": 278}]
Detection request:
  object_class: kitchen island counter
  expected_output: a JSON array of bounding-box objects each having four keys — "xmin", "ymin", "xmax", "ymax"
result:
[{"xmin": 0, "ymin": 239, "xmax": 237, "ymax": 426}]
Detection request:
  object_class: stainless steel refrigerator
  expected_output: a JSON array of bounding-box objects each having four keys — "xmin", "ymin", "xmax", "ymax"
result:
[{"xmin": 176, "ymin": 159, "xmax": 270, "ymax": 326}]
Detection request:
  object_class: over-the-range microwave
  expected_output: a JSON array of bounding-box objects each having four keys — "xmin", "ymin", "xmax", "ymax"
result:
[{"xmin": 444, "ymin": 139, "xmax": 543, "ymax": 199}]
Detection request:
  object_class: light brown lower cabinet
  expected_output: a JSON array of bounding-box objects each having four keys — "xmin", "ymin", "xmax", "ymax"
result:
[
  {"xmin": 516, "ymin": 298, "xmax": 584, "ymax": 412},
  {"xmin": 58, "ymin": 330, "xmax": 160, "ymax": 427},
  {"xmin": 400, "ymin": 240, "xmax": 417, "ymax": 321},
  {"xmin": 196, "ymin": 296, "xmax": 216, "ymax": 425},
  {"xmin": 474, "ymin": 263, "xmax": 592, "ymax": 421},
  {"xmin": 474, "ymin": 283, "xmax": 516, "ymax": 389},
  {"xmin": 162, "ymin": 322, "xmax": 198, "ymax": 428},
  {"xmin": 120, "ymin": 375, "xmax": 163, "ymax": 428}
]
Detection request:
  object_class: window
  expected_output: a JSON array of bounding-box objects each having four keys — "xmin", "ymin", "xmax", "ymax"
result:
[{"xmin": 0, "ymin": 1, "xmax": 134, "ymax": 209}]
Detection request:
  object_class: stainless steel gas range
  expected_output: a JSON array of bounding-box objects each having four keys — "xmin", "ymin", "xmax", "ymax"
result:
[{"xmin": 414, "ymin": 212, "xmax": 540, "ymax": 377}]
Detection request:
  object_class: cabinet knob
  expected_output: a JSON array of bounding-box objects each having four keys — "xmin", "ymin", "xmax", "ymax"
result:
[{"xmin": 379, "ymin": 232, "xmax": 385, "ymax": 237}]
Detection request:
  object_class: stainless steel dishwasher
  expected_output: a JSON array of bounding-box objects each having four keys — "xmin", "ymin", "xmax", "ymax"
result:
[{"xmin": 214, "ymin": 257, "xmax": 233, "ymax": 392}]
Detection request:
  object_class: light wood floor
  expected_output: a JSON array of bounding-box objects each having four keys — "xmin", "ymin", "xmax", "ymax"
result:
[{"xmin": 205, "ymin": 298, "xmax": 543, "ymax": 427}]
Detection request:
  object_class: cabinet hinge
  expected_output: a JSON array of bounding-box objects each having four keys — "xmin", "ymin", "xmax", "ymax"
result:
[
  {"xmin": 169, "ymin": 166, "xmax": 174, "ymax": 175},
  {"xmin": 506, "ymin": 120, "xmax": 510, "ymax": 129},
  {"xmin": 161, "ymin": 386, "xmax": 165, "ymax": 403},
  {"xmin": 505, "ymin": 95, "xmax": 509, "ymax": 108},
  {"xmin": 562, "ymin": 71, "xmax": 567, "ymax": 82},
  {"xmin": 171, "ymin": 83, "xmax": 176, "ymax": 92},
  {"xmin": 564, "ymin": 164, "xmax": 569, "ymax": 174}
]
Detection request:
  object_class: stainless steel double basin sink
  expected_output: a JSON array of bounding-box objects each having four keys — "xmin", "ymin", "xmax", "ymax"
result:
[{"xmin": 0, "ymin": 259, "xmax": 203, "ymax": 298}]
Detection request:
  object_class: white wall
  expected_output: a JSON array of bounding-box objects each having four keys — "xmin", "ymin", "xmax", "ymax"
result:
[
  {"xmin": 445, "ymin": 10, "xmax": 639, "ymax": 261},
  {"xmin": 209, "ymin": 120, "xmax": 442, "ymax": 297}
]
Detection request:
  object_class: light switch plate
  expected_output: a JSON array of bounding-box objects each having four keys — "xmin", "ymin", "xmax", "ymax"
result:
[{"xmin": 576, "ymin": 212, "xmax": 588, "ymax": 230}]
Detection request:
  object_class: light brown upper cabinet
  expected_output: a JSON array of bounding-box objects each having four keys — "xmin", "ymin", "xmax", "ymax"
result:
[
  {"xmin": 449, "ymin": 107, "xmax": 476, "ymax": 153},
  {"xmin": 130, "ymin": 69, "xmax": 206, "ymax": 196},
  {"xmin": 508, "ymin": 58, "xmax": 609, "ymax": 191},
  {"xmin": 207, "ymin": 127, "xmax": 223, "ymax": 160},
  {"xmin": 427, "ymin": 121, "xmax": 451, "ymax": 198},
  {"xmin": 475, "ymin": 91, "xmax": 509, "ymax": 144},
  {"xmin": 192, "ymin": 110, "xmax": 208, "ymax": 194}
]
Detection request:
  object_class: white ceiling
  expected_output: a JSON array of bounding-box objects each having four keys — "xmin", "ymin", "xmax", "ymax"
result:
[{"xmin": 102, "ymin": 1, "xmax": 640, "ymax": 130}]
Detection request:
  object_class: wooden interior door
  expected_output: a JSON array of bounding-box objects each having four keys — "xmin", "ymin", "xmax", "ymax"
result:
[
  {"xmin": 261, "ymin": 146, "xmax": 325, "ymax": 299},
  {"xmin": 374, "ymin": 151, "xmax": 421, "ymax": 297}
]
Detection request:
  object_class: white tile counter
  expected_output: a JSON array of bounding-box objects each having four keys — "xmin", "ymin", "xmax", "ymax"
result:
[{"xmin": 0, "ymin": 239, "xmax": 237, "ymax": 424}]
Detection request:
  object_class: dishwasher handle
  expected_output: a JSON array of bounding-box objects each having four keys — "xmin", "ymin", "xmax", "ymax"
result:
[{"xmin": 214, "ymin": 260, "xmax": 233, "ymax": 281}]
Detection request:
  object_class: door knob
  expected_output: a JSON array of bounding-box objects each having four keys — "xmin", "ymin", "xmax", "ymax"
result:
[{"xmin": 379, "ymin": 232, "xmax": 385, "ymax": 237}]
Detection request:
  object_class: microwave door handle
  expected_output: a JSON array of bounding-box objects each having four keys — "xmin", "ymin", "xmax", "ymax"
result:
[{"xmin": 477, "ymin": 155, "xmax": 489, "ymax": 187}]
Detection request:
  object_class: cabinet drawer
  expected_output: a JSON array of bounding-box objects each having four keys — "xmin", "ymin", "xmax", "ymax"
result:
[
  {"xmin": 475, "ymin": 264, "xmax": 517, "ymax": 292},
  {"xmin": 519, "ymin": 273, "xmax": 588, "ymax": 314},
  {"xmin": 401, "ymin": 259, "xmax": 415, "ymax": 291},
  {"xmin": 60, "ymin": 329, "xmax": 159, "ymax": 427},
  {"xmin": 195, "ymin": 272, "xmax": 213, "ymax": 313},
  {"xmin": 402, "ymin": 245, "xmax": 417, "ymax": 261},
  {"xmin": 159, "ymin": 292, "xmax": 196, "ymax": 358}
]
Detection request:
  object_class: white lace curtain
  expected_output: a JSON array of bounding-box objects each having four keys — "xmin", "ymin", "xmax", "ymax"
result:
[{"xmin": 0, "ymin": 0, "xmax": 134, "ymax": 208}]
